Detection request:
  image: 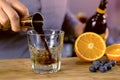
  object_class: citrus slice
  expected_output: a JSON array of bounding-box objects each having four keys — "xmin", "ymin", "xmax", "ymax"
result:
[
  {"xmin": 74, "ymin": 32, "xmax": 106, "ymax": 62},
  {"xmin": 105, "ymin": 44, "xmax": 120, "ymax": 61}
]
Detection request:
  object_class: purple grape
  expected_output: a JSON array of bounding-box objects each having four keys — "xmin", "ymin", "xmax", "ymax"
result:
[
  {"xmin": 93, "ymin": 60, "xmax": 101, "ymax": 66},
  {"xmin": 100, "ymin": 60, "xmax": 108, "ymax": 65},
  {"xmin": 104, "ymin": 63, "xmax": 112, "ymax": 70},
  {"xmin": 89, "ymin": 66, "xmax": 97, "ymax": 72},
  {"xmin": 99, "ymin": 66, "xmax": 107, "ymax": 72},
  {"xmin": 109, "ymin": 60, "xmax": 116, "ymax": 66}
]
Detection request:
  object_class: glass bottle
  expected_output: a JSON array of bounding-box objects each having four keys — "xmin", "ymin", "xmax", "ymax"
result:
[{"xmin": 84, "ymin": 0, "xmax": 108, "ymax": 39}]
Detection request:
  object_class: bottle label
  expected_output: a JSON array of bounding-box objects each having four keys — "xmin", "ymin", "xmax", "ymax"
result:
[{"xmin": 97, "ymin": 8, "xmax": 106, "ymax": 14}]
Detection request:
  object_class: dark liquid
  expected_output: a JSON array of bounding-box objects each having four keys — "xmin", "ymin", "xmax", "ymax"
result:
[
  {"xmin": 34, "ymin": 26, "xmax": 55, "ymax": 64},
  {"xmin": 32, "ymin": 13, "xmax": 55, "ymax": 64},
  {"xmin": 21, "ymin": 13, "xmax": 56, "ymax": 64}
]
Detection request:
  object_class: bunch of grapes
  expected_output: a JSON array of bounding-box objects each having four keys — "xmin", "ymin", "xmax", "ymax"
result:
[{"xmin": 89, "ymin": 60, "xmax": 116, "ymax": 72}]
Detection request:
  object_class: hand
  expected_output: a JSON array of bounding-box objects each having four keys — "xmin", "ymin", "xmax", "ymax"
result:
[
  {"xmin": 74, "ymin": 22, "xmax": 86, "ymax": 37},
  {"xmin": 74, "ymin": 12, "xmax": 109, "ymax": 41},
  {"xmin": 104, "ymin": 28, "xmax": 109, "ymax": 41},
  {"xmin": 0, "ymin": 0, "xmax": 29, "ymax": 32},
  {"xmin": 74, "ymin": 23, "xmax": 109, "ymax": 41},
  {"xmin": 74, "ymin": 12, "xmax": 87, "ymax": 37}
]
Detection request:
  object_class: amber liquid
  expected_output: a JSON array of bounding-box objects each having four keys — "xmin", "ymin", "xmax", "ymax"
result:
[
  {"xmin": 31, "ymin": 13, "xmax": 55, "ymax": 64},
  {"xmin": 33, "ymin": 23, "xmax": 55, "ymax": 64}
]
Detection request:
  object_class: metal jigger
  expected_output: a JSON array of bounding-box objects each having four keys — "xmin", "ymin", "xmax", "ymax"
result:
[
  {"xmin": 25, "ymin": 12, "xmax": 55, "ymax": 64},
  {"xmin": 21, "ymin": 12, "xmax": 44, "ymax": 29}
]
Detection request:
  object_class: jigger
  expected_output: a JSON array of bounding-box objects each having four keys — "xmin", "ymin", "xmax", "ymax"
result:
[
  {"xmin": 21, "ymin": 12, "xmax": 44, "ymax": 29},
  {"xmin": 0, "ymin": 12, "xmax": 44, "ymax": 30},
  {"xmin": 25, "ymin": 12, "xmax": 53, "ymax": 64}
]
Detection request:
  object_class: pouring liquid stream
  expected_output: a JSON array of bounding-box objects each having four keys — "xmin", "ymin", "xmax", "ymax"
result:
[{"xmin": 21, "ymin": 13, "xmax": 55, "ymax": 64}]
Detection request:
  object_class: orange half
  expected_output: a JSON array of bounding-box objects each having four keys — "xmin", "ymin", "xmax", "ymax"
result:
[
  {"xmin": 74, "ymin": 32, "xmax": 106, "ymax": 62},
  {"xmin": 105, "ymin": 44, "xmax": 120, "ymax": 61}
]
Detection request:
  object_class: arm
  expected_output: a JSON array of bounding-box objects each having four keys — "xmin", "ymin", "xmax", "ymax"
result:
[
  {"xmin": 63, "ymin": 10, "xmax": 109, "ymax": 40},
  {"xmin": 0, "ymin": 0, "xmax": 29, "ymax": 32},
  {"xmin": 62, "ymin": 10, "xmax": 85, "ymax": 37}
]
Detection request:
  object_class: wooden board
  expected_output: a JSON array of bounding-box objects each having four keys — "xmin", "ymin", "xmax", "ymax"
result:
[{"xmin": 0, "ymin": 57, "xmax": 120, "ymax": 80}]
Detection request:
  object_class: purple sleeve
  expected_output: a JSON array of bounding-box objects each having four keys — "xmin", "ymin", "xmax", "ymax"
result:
[
  {"xmin": 64, "ymin": 10, "xmax": 80, "ymax": 27},
  {"xmin": 62, "ymin": 10, "xmax": 80, "ymax": 43}
]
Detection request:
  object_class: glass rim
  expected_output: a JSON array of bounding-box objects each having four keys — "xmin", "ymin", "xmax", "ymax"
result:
[{"xmin": 27, "ymin": 29, "xmax": 64, "ymax": 36}]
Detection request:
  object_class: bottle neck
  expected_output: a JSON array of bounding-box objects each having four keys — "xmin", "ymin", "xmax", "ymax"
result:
[
  {"xmin": 96, "ymin": 8, "xmax": 106, "ymax": 14},
  {"xmin": 96, "ymin": 0, "xmax": 107, "ymax": 14}
]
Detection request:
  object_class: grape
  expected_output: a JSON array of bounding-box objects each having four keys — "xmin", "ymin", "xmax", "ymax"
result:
[
  {"xmin": 100, "ymin": 60, "xmax": 108, "ymax": 65},
  {"xmin": 104, "ymin": 63, "xmax": 112, "ymax": 70},
  {"xmin": 94, "ymin": 65, "xmax": 100, "ymax": 70},
  {"xmin": 89, "ymin": 59, "xmax": 116, "ymax": 73},
  {"xmin": 89, "ymin": 66, "xmax": 97, "ymax": 72},
  {"xmin": 99, "ymin": 66, "xmax": 107, "ymax": 72},
  {"xmin": 93, "ymin": 60, "xmax": 101, "ymax": 66},
  {"xmin": 109, "ymin": 60, "xmax": 116, "ymax": 66}
]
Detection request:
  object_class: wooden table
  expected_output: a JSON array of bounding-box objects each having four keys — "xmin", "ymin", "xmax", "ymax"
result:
[{"xmin": 0, "ymin": 57, "xmax": 120, "ymax": 80}]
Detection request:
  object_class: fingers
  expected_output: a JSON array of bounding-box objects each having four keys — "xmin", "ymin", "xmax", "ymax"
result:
[
  {"xmin": 104, "ymin": 28, "xmax": 109, "ymax": 41},
  {"xmin": 8, "ymin": 0, "xmax": 29, "ymax": 17},
  {"xmin": 1, "ymin": 0, "xmax": 21, "ymax": 32},
  {"xmin": 0, "ymin": 8, "xmax": 10, "ymax": 30},
  {"xmin": 0, "ymin": 0, "xmax": 29, "ymax": 32},
  {"xmin": 9, "ymin": 0, "xmax": 29, "ymax": 32},
  {"xmin": 74, "ymin": 23, "xmax": 86, "ymax": 37}
]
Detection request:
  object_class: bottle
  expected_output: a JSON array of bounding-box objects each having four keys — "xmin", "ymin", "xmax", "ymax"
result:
[{"xmin": 84, "ymin": 0, "xmax": 108, "ymax": 39}]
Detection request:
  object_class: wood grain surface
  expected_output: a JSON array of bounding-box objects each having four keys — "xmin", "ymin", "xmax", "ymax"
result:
[{"xmin": 0, "ymin": 57, "xmax": 120, "ymax": 80}]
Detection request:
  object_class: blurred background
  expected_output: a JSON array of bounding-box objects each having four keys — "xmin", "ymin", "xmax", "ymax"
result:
[{"xmin": 62, "ymin": 0, "xmax": 120, "ymax": 57}]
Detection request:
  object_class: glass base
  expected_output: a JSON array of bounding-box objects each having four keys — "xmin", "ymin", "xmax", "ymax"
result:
[{"xmin": 31, "ymin": 61, "xmax": 61, "ymax": 74}]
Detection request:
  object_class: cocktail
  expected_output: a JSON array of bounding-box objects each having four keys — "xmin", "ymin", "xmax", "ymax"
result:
[{"xmin": 27, "ymin": 29, "xmax": 64, "ymax": 74}]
